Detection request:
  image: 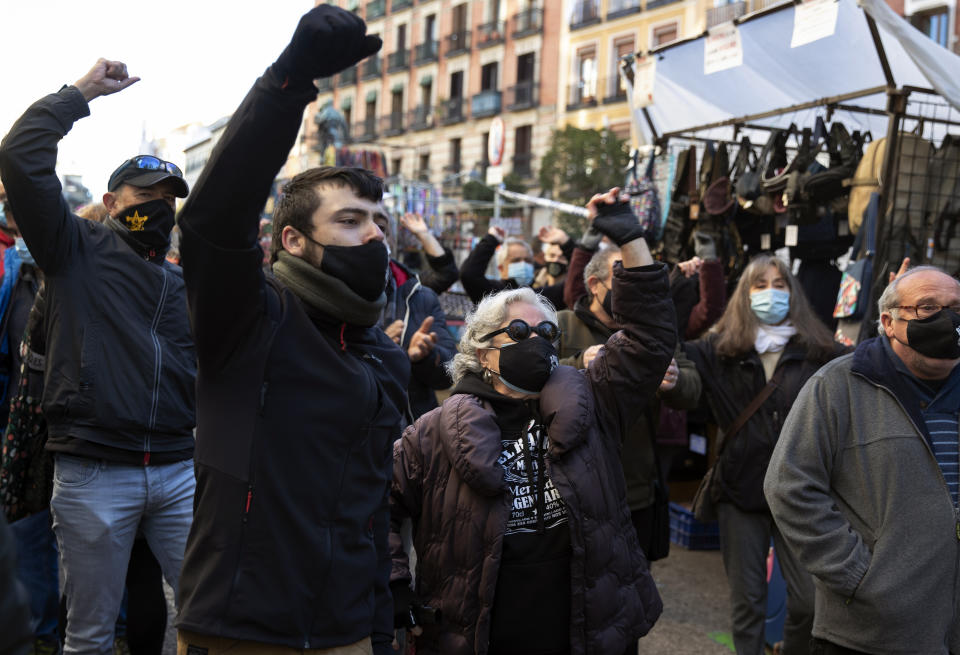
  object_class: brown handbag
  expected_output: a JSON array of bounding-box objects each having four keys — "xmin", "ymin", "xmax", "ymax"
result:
[{"xmin": 691, "ymin": 368, "xmax": 783, "ymax": 522}]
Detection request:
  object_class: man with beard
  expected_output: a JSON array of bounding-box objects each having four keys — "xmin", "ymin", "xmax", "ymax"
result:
[
  {"xmin": 174, "ymin": 6, "xmax": 405, "ymax": 655},
  {"xmin": 0, "ymin": 60, "xmax": 196, "ymax": 654}
]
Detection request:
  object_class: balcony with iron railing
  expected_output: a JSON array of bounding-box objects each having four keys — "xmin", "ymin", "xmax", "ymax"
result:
[
  {"xmin": 366, "ymin": 0, "xmax": 386, "ymax": 20},
  {"xmin": 338, "ymin": 66, "xmax": 358, "ymax": 87},
  {"xmin": 439, "ymin": 97, "xmax": 466, "ymax": 125},
  {"xmin": 387, "ymin": 49, "xmax": 409, "ymax": 72},
  {"xmin": 471, "ymin": 90, "xmax": 502, "ymax": 118},
  {"xmin": 506, "ymin": 81, "xmax": 538, "ymax": 111},
  {"xmin": 566, "ymin": 82, "xmax": 597, "ymax": 110},
  {"xmin": 380, "ymin": 113, "xmax": 406, "ymax": 136},
  {"xmin": 570, "ymin": 0, "xmax": 601, "ymax": 29},
  {"xmin": 445, "ymin": 30, "xmax": 471, "ymax": 56},
  {"xmin": 706, "ymin": 0, "xmax": 747, "ymax": 27},
  {"xmin": 392, "ymin": 0, "xmax": 413, "ymax": 10},
  {"xmin": 352, "ymin": 118, "xmax": 378, "ymax": 142},
  {"xmin": 513, "ymin": 153, "xmax": 533, "ymax": 178},
  {"xmin": 362, "ymin": 56, "xmax": 382, "ymax": 80},
  {"xmin": 316, "ymin": 77, "xmax": 333, "ymax": 92},
  {"xmin": 409, "ymin": 105, "xmax": 434, "ymax": 131},
  {"xmin": 607, "ymin": 0, "xmax": 642, "ymax": 20},
  {"xmin": 477, "ymin": 21, "xmax": 506, "ymax": 48},
  {"xmin": 602, "ymin": 76, "xmax": 628, "ymax": 104},
  {"xmin": 512, "ymin": 8, "xmax": 543, "ymax": 37},
  {"xmin": 414, "ymin": 41, "xmax": 439, "ymax": 64}
]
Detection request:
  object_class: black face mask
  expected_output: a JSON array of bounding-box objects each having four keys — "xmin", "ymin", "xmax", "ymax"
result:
[
  {"xmin": 115, "ymin": 199, "xmax": 174, "ymax": 251},
  {"xmin": 314, "ymin": 238, "xmax": 388, "ymax": 302},
  {"xmin": 601, "ymin": 283, "xmax": 613, "ymax": 318},
  {"xmin": 546, "ymin": 261, "xmax": 567, "ymax": 278},
  {"xmin": 899, "ymin": 309, "xmax": 960, "ymax": 360},
  {"xmin": 495, "ymin": 336, "xmax": 559, "ymax": 395}
]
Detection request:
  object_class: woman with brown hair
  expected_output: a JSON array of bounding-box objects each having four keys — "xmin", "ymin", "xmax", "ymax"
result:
[{"xmin": 683, "ymin": 253, "xmax": 842, "ymax": 655}]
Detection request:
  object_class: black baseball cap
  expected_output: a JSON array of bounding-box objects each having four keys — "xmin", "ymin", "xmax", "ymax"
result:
[{"xmin": 108, "ymin": 155, "xmax": 189, "ymax": 198}]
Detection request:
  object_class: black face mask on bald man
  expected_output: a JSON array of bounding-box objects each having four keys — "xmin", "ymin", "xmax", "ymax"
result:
[{"xmin": 114, "ymin": 199, "xmax": 175, "ymax": 252}]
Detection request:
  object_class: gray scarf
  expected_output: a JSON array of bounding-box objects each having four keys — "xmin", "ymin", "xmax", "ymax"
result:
[{"xmin": 272, "ymin": 250, "xmax": 386, "ymax": 327}]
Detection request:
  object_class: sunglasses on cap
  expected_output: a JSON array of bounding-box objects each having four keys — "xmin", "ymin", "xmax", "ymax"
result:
[
  {"xmin": 115, "ymin": 155, "xmax": 184, "ymax": 179},
  {"xmin": 480, "ymin": 319, "xmax": 561, "ymax": 344}
]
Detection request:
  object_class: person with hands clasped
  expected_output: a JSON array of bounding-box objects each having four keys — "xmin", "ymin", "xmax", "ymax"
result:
[
  {"xmin": 397, "ymin": 212, "xmax": 460, "ymax": 295},
  {"xmin": 174, "ymin": 7, "xmax": 400, "ymax": 655},
  {"xmin": 0, "ymin": 59, "xmax": 197, "ymax": 655},
  {"xmin": 389, "ymin": 192, "xmax": 674, "ymax": 654}
]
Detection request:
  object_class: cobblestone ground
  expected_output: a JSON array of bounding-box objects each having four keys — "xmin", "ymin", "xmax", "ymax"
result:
[{"xmin": 163, "ymin": 546, "xmax": 735, "ymax": 655}]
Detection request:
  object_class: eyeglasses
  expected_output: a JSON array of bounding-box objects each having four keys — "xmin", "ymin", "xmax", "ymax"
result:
[
  {"xmin": 117, "ymin": 155, "xmax": 183, "ymax": 179},
  {"xmin": 480, "ymin": 319, "xmax": 561, "ymax": 344},
  {"xmin": 895, "ymin": 304, "xmax": 960, "ymax": 320}
]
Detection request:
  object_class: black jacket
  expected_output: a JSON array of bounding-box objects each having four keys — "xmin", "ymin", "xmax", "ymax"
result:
[
  {"xmin": 418, "ymin": 248, "xmax": 459, "ymax": 296},
  {"xmin": 460, "ymin": 234, "xmax": 571, "ymax": 308},
  {"xmin": 0, "ymin": 87, "xmax": 196, "ymax": 459},
  {"xmin": 176, "ymin": 68, "xmax": 409, "ymax": 654},
  {"xmin": 683, "ymin": 335, "xmax": 839, "ymax": 512},
  {"xmin": 382, "ymin": 260, "xmax": 455, "ymax": 423}
]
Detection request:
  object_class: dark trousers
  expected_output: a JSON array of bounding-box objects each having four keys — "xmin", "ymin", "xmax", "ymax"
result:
[{"xmin": 809, "ymin": 637, "xmax": 872, "ymax": 655}]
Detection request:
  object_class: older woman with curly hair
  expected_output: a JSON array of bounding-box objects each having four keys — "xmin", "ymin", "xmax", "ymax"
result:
[{"xmin": 389, "ymin": 190, "xmax": 676, "ymax": 655}]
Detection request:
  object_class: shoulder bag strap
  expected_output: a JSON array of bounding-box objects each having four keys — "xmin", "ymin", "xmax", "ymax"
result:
[{"xmin": 717, "ymin": 366, "xmax": 784, "ymax": 456}]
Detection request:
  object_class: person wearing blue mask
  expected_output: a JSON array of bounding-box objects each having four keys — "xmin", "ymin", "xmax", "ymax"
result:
[
  {"xmin": 459, "ymin": 225, "xmax": 574, "ymax": 308},
  {"xmin": 683, "ymin": 254, "xmax": 845, "ymax": 655}
]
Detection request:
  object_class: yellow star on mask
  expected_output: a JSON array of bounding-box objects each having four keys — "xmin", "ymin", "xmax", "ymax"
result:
[{"xmin": 124, "ymin": 210, "xmax": 148, "ymax": 231}]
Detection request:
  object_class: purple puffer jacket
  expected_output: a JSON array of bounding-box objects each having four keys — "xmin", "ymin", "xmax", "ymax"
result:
[{"xmin": 391, "ymin": 262, "xmax": 675, "ymax": 655}]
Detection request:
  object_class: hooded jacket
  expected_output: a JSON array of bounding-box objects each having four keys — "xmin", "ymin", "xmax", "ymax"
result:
[
  {"xmin": 0, "ymin": 87, "xmax": 196, "ymax": 461},
  {"xmin": 175, "ymin": 69, "xmax": 409, "ymax": 653},
  {"xmin": 382, "ymin": 259, "xmax": 455, "ymax": 422},
  {"xmin": 765, "ymin": 336, "xmax": 960, "ymax": 654},
  {"xmin": 391, "ymin": 262, "xmax": 675, "ymax": 655}
]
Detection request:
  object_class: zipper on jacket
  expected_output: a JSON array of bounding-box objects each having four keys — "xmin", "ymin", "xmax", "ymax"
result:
[{"xmin": 146, "ymin": 268, "xmax": 170, "ymax": 454}]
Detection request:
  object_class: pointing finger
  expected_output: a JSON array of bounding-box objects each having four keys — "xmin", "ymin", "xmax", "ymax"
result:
[{"xmin": 418, "ymin": 316, "xmax": 434, "ymax": 333}]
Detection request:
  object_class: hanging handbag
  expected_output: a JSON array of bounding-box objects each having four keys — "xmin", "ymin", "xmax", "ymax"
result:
[
  {"xmin": 833, "ymin": 192, "xmax": 879, "ymax": 347},
  {"xmin": 627, "ymin": 151, "xmax": 664, "ymax": 242},
  {"xmin": 691, "ymin": 368, "xmax": 784, "ymax": 522}
]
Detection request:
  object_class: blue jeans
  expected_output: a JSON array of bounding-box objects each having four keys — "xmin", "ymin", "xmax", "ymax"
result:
[
  {"xmin": 50, "ymin": 454, "xmax": 195, "ymax": 655},
  {"xmin": 10, "ymin": 509, "xmax": 59, "ymax": 641}
]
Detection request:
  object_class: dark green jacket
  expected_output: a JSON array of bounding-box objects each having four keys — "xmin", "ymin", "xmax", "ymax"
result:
[{"xmin": 557, "ymin": 296, "xmax": 701, "ymax": 509}]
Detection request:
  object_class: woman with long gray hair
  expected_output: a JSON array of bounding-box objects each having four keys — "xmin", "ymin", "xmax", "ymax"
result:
[{"xmin": 389, "ymin": 190, "xmax": 677, "ymax": 655}]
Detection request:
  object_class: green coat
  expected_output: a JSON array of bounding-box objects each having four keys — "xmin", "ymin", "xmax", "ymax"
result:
[{"xmin": 557, "ymin": 297, "xmax": 701, "ymax": 509}]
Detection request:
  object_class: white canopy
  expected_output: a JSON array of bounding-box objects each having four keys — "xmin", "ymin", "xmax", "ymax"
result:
[{"xmin": 631, "ymin": 0, "xmax": 960, "ymax": 142}]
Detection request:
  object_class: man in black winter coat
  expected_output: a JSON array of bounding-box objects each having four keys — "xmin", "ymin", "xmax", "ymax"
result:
[{"xmin": 175, "ymin": 7, "xmax": 408, "ymax": 655}]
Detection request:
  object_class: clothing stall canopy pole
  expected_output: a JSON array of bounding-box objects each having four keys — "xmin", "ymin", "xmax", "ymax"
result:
[{"xmin": 865, "ymin": 13, "xmax": 896, "ymax": 87}]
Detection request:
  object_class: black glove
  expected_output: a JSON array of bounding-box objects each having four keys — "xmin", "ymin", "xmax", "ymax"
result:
[
  {"xmin": 592, "ymin": 200, "xmax": 648, "ymax": 247},
  {"xmin": 273, "ymin": 5, "xmax": 382, "ymax": 85},
  {"xmin": 392, "ymin": 582, "xmax": 419, "ymax": 629}
]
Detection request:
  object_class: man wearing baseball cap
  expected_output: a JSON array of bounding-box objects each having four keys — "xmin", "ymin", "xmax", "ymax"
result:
[{"xmin": 0, "ymin": 59, "xmax": 197, "ymax": 655}]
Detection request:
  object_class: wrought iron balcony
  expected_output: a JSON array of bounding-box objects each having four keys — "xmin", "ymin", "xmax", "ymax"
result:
[
  {"xmin": 380, "ymin": 113, "xmax": 405, "ymax": 136},
  {"xmin": 471, "ymin": 90, "xmax": 502, "ymax": 118},
  {"xmin": 513, "ymin": 153, "xmax": 533, "ymax": 178},
  {"xmin": 477, "ymin": 21, "xmax": 506, "ymax": 48},
  {"xmin": 566, "ymin": 83, "xmax": 597, "ymax": 110},
  {"xmin": 338, "ymin": 66, "xmax": 358, "ymax": 87},
  {"xmin": 570, "ymin": 0, "xmax": 601, "ymax": 29},
  {"xmin": 512, "ymin": 8, "xmax": 543, "ymax": 37},
  {"xmin": 366, "ymin": 0, "xmax": 386, "ymax": 20},
  {"xmin": 439, "ymin": 97, "xmax": 466, "ymax": 125},
  {"xmin": 316, "ymin": 77, "xmax": 333, "ymax": 92},
  {"xmin": 607, "ymin": 0, "xmax": 642, "ymax": 20},
  {"xmin": 506, "ymin": 81, "xmax": 538, "ymax": 111},
  {"xmin": 352, "ymin": 118, "xmax": 378, "ymax": 142},
  {"xmin": 387, "ymin": 49, "xmax": 409, "ymax": 73},
  {"xmin": 362, "ymin": 56, "xmax": 382, "ymax": 80},
  {"xmin": 414, "ymin": 41, "xmax": 439, "ymax": 64},
  {"xmin": 706, "ymin": 1, "xmax": 746, "ymax": 27},
  {"xmin": 602, "ymin": 76, "xmax": 628, "ymax": 104},
  {"xmin": 409, "ymin": 105, "xmax": 434, "ymax": 131},
  {"xmin": 445, "ymin": 30, "xmax": 471, "ymax": 56}
]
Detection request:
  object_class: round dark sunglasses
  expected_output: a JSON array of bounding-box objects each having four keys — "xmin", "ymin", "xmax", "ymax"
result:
[{"xmin": 480, "ymin": 319, "xmax": 561, "ymax": 343}]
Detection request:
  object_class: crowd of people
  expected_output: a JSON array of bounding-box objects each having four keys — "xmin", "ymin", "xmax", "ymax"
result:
[{"xmin": 1, "ymin": 5, "xmax": 959, "ymax": 655}]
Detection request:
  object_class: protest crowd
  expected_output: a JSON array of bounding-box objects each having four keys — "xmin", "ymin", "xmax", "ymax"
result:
[{"xmin": 1, "ymin": 5, "xmax": 960, "ymax": 655}]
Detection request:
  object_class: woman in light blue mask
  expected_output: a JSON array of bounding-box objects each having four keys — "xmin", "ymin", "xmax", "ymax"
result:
[{"xmin": 683, "ymin": 254, "xmax": 843, "ymax": 655}]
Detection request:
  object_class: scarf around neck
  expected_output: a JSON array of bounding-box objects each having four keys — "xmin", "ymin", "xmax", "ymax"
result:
[
  {"xmin": 754, "ymin": 321, "xmax": 798, "ymax": 354},
  {"xmin": 272, "ymin": 250, "xmax": 386, "ymax": 327}
]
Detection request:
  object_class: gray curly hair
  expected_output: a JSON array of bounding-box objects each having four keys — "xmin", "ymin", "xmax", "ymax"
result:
[{"xmin": 447, "ymin": 286, "xmax": 558, "ymax": 385}]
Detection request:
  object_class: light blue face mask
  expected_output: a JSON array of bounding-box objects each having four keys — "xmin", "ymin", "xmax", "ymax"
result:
[
  {"xmin": 14, "ymin": 237, "xmax": 35, "ymax": 267},
  {"xmin": 750, "ymin": 288, "xmax": 791, "ymax": 325},
  {"xmin": 507, "ymin": 261, "xmax": 535, "ymax": 287}
]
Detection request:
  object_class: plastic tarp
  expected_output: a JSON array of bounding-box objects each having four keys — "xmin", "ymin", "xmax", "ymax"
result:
[{"xmin": 632, "ymin": 0, "xmax": 960, "ymax": 141}]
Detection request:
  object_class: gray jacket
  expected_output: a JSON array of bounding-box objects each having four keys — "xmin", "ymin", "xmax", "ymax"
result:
[{"xmin": 765, "ymin": 336, "xmax": 960, "ymax": 655}]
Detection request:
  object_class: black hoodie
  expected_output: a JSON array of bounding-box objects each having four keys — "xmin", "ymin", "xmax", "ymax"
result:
[{"xmin": 452, "ymin": 373, "xmax": 571, "ymax": 655}]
